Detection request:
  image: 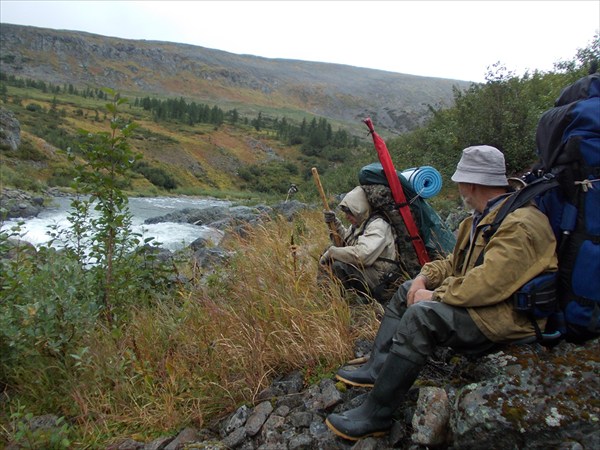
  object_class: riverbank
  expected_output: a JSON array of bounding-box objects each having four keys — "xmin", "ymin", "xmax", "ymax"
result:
[{"xmin": 0, "ymin": 187, "xmax": 62, "ymax": 220}]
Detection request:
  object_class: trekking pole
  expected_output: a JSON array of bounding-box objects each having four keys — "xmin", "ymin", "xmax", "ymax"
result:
[
  {"xmin": 311, "ymin": 167, "xmax": 343, "ymax": 246},
  {"xmin": 290, "ymin": 232, "xmax": 298, "ymax": 279}
]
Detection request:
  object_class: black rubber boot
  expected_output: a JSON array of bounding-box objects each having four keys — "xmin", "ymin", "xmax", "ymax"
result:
[
  {"xmin": 326, "ymin": 353, "xmax": 421, "ymax": 441},
  {"xmin": 335, "ymin": 309, "xmax": 402, "ymax": 387}
]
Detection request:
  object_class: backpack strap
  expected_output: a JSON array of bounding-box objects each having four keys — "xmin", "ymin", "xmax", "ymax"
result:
[
  {"xmin": 474, "ymin": 174, "xmax": 560, "ymax": 266},
  {"xmin": 485, "ymin": 174, "xmax": 560, "ymax": 239}
]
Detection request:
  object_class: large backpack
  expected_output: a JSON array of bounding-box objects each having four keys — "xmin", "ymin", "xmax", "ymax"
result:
[
  {"xmin": 358, "ymin": 163, "xmax": 456, "ymax": 279},
  {"xmin": 483, "ymin": 72, "xmax": 600, "ymax": 344}
]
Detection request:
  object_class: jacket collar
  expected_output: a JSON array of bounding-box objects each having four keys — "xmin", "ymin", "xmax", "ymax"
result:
[{"xmin": 471, "ymin": 193, "xmax": 512, "ymax": 240}]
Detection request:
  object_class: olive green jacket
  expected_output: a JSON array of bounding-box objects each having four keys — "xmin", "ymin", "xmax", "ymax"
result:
[{"xmin": 419, "ymin": 198, "xmax": 558, "ymax": 342}]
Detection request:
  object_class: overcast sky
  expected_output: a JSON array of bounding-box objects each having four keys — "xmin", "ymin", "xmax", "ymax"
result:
[{"xmin": 1, "ymin": 1, "xmax": 598, "ymax": 82}]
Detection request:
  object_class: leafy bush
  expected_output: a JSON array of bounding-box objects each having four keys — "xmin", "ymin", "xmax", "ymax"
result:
[
  {"xmin": 238, "ymin": 160, "xmax": 301, "ymax": 193},
  {"xmin": 5, "ymin": 405, "xmax": 72, "ymax": 450},
  {"xmin": 133, "ymin": 161, "xmax": 178, "ymax": 190},
  {"xmin": 1, "ymin": 137, "xmax": 47, "ymax": 162},
  {"xmin": 47, "ymin": 166, "xmax": 78, "ymax": 187},
  {"xmin": 25, "ymin": 103, "xmax": 42, "ymax": 112},
  {"xmin": 0, "ymin": 92, "xmax": 180, "ymax": 425},
  {"xmin": 0, "ymin": 163, "xmax": 45, "ymax": 192},
  {"xmin": 0, "ymin": 227, "xmax": 101, "ymax": 401}
]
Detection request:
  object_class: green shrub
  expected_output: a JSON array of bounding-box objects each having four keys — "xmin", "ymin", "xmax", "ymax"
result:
[
  {"xmin": 25, "ymin": 103, "xmax": 42, "ymax": 112},
  {"xmin": 238, "ymin": 160, "xmax": 301, "ymax": 194},
  {"xmin": 0, "ymin": 228, "xmax": 101, "ymax": 396},
  {"xmin": 133, "ymin": 161, "xmax": 178, "ymax": 190},
  {"xmin": 5, "ymin": 405, "xmax": 72, "ymax": 450},
  {"xmin": 0, "ymin": 163, "xmax": 45, "ymax": 191},
  {"xmin": 14, "ymin": 138, "xmax": 48, "ymax": 162}
]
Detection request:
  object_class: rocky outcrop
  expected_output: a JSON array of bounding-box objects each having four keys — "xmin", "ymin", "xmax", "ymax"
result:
[
  {"xmin": 20, "ymin": 338, "xmax": 595, "ymax": 449},
  {"xmin": 202, "ymin": 337, "xmax": 588, "ymax": 449},
  {"xmin": 0, "ymin": 106, "xmax": 21, "ymax": 152},
  {"xmin": 449, "ymin": 341, "xmax": 599, "ymax": 449},
  {"xmin": 144, "ymin": 200, "xmax": 309, "ymax": 231},
  {"xmin": 0, "ymin": 187, "xmax": 45, "ymax": 219}
]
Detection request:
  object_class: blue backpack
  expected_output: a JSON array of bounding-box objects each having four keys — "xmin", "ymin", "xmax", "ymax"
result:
[{"xmin": 486, "ymin": 72, "xmax": 600, "ymax": 344}]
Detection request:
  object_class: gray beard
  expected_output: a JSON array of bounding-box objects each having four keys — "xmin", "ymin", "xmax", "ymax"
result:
[{"xmin": 461, "ymin": 196, "xmax": 475, "ymax": 213}]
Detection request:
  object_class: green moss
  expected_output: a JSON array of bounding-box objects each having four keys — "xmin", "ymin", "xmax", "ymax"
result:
[
  {"xmin": 502, "ymin": 403, "xmax": 527, "ymax": 426},
  {"xmin": 335, "ymin": 381, "xmax": 347, "ymax": 392}
]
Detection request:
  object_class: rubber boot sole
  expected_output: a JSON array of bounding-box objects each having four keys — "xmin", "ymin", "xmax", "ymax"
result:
[
  {"xmin": 325, "ymin": 418, "xmax": 388, "ymax": 441},
  {"xmin": 334, "ymin": 373, "xmax": 375, "ymax": 388}
]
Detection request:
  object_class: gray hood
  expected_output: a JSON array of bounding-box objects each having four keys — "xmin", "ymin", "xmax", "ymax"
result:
[{"xmin": 339, "ymin": 186, "xmax": 371, "ymax": 225}]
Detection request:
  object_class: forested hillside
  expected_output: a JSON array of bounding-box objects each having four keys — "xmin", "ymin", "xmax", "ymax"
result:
[
  {"xmin": 0, "ymin": 23, "xmax": 475, "ymax": 200},
  {"xmin": 0, "ymin": 73, "xmax": 376, "ymax": 199}
]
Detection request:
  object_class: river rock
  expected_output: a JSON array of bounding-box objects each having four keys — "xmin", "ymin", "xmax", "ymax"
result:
[
  {"xmin": 144, "ymin": 205, "xmax": 230, "ymax": 225},
  {"xmin": 411, "ymin": 386, "xmax": 451, "ymax": 446},
  {"xmin": 144, "ymin": 199, "xmax": 307, "ymax": 229},
  {"xmin": 0, "ymin": 187, "xmax": 45, "ymax": 219}
]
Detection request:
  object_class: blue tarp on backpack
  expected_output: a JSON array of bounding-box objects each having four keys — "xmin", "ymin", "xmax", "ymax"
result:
[{"xmin": 534, "ymin": 72, "xmax": 600, "ymax": 342}]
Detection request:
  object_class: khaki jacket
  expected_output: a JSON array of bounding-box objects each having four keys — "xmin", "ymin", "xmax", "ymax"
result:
[
  {"xmin": 327, "ymin": 186, "xmax": 397, "ymax": 289},
  {"xmin": 419, "ymin": 197, "xmax": 558, "ymax": 342}
]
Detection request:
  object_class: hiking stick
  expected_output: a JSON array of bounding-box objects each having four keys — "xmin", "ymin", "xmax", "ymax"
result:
[
  {"xmin": 290, "ymin": 232, "xmax": 298, "ymax": 278},
  {"xmin": 312, "ymin": 167, "xmax": 343, "ymax": 246},
  {"xmin": 346, "ymin": 356, "xmax": 369, "ymax": 365}
]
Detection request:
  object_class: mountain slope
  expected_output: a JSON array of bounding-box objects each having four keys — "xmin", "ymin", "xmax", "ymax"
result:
[{"xmin": 0, "ymin": 23, "xmax": 471, "ymax": 135}]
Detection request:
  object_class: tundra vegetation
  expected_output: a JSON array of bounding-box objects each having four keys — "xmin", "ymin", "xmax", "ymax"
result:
[{"xmin": 0, "ymin": 36, "xmax": 597, "ymax": 448}]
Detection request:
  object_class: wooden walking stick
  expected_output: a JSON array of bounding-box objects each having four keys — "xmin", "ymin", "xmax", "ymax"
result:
[{"xmin": 312, "ymin": 167, "xmax": 343, "ymax": 246}]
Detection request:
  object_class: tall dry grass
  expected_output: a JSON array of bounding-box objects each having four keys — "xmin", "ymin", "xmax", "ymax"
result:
[{"xmin": 66, "ymin": 209, "xmax": 380, "ymax": 444}]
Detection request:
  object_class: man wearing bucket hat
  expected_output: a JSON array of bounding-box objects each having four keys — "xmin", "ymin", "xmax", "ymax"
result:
[{"xmin": 326, "ymin": 145, "xmax": 558, "ymax": 441}]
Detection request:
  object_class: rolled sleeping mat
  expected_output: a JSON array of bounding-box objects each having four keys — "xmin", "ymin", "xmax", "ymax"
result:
[{"xmin": 400, "ymin": 166, "xmax": 443, "ymax": 199}]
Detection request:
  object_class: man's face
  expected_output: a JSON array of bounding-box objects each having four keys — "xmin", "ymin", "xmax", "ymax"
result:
[
  {"xmin": 458, "ymin": 183, "xmax": 476, "ymax": 212},
  {"xmin": 344, "ymin": 210, "xmax": 358, "ymax": 226}
]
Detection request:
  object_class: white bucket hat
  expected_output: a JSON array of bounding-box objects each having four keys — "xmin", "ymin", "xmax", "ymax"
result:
[{"xmin": 451, "ymin": 145, "xmax": 509, "ymax": 186}]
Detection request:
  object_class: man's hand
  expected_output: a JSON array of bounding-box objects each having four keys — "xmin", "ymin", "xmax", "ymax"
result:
[
  {"xmin": 323, "ymin": 210, "xmax": 336, "ymax": 224},
  {"xmin": 407, "ymin": 275, "xmax": 428, "ymax": 306},
  {"xmin": 319, "ymin": 248, "xmax": 331, "ymax": 265},
  {"xmin": 411, "ymin": 289, "xmax": 434, "ymax": 305}
]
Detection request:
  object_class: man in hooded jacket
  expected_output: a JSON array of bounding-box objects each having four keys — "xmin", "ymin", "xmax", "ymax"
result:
[
  {"xmin": 320, "ymin": 185, "xmax": 398, "ymax": 303},
  {"xmin": 326, "ymin": 145, "xmax": 558, "ymax": 441}
]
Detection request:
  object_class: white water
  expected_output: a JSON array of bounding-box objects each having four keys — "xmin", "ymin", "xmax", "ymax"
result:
[{"xmin": 1, "ymin": 196, "xmax": 232, "ymax": 251}]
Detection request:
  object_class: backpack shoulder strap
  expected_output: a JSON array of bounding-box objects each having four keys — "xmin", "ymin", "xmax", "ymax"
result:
[
  {"xmin": 484, "ymin": 174, "xmax": 560, "ymax": 241},
  {"xmin": 475, "ymin": 174, "xmax": 560, "ymax": 266}
]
